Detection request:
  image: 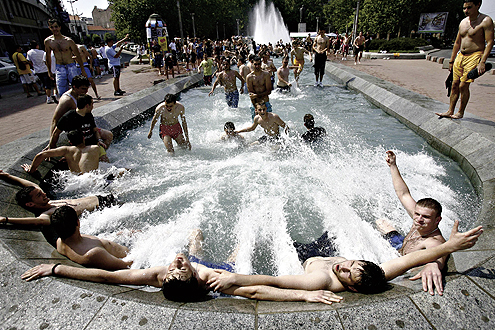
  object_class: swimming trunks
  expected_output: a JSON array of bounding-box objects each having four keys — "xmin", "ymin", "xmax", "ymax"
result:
[
  {"xmin": 159, "ymin": 122, "xmax": 183, "ymax": 140},
  {"xmin": 96, "ymin": 194, "xmax": 118, "ymax": 209},
  {"xmin": 293, "ymin": 58, "xmax": 304, "ymax": 72},
  {"xmin": 56, "ymin": 62, "xmax": 81, "ymax": 95},
  {"xmin": 383, "ymin": 230, "xmax": 404, "ymax": 250},
  {"xmin": 453, "ymin": 51, "xmax": 483, "ymax": 83},
  {"xmin": 258, "ymin": 135, "xmax": 280, "ymax": 144},
  {"xmin": 293, "ymin": 231, "xmax": 337, "ymax": 263},
  {"xmin": 225, "ymin": 90, "xmax": 239, "ymax": 108},
  {"xmin": 98, "ymin": 145, "xmax": 107, "ymax": 157},
  {"xmin": 93, "ymin": 58, "xmax": 100, "ymax": 68},
  {"xmin": 77, "ymin": 63, "xmax": 92, "ymax": 78},
  {"xmin": 189, "ymin": 255, "xmax": 235, "ymax": 272},
  {"xmin": 250, "ymin": 101, "xmax": 273, "ymax": 120}
]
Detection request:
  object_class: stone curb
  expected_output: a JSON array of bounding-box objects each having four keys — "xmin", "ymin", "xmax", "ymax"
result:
[{"xmin": 1, "ymin": 65, "xmax": 494, "ymax": 329}]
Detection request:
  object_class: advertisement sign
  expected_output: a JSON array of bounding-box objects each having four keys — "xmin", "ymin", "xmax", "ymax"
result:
[{"xmin": 418, "ymin": 12, "xmax": 449, "ymax": 33}]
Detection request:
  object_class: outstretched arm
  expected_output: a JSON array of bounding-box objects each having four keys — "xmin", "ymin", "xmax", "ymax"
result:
[
  {"xmin": 22, "ymin": 148, "xmax": 68, "ymax": 174},
  {"xmin": 386, "ymin": 150, "xmax": 416, "ymax": 217},
  {"xmin": 380, "ymin": 220, "xmax": 483, "ymax": 280},
  {"xmin": 0, "ymin": 170, "xmax": 38, "ymax": 189}
]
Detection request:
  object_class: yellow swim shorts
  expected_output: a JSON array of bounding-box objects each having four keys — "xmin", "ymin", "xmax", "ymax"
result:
[
  {"xmin": 99, "ymin": 145, "xmax": 107, "ymax": 157},
  {"xmin": 453, "ymin": 51, "xmax": 483, "ymax": 83},
  {"xmin": 293, "ymin": 58, "xmax": 304, "ymax": 71}
]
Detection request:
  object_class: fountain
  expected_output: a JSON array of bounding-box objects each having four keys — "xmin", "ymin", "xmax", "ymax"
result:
[{"xmin": 250, "ymin": 0, "xmax": 291, "ymax": 45}]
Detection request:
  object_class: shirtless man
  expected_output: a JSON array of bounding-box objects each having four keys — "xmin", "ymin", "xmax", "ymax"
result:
[
  {"xmin": 261, "ymin": 52, "xmax": 277, "ymax": 87},
  {"xmin": 77, "ymin": 44, "xmax": 101, "ymax": 100},
  {"xmin": 313, "ymin": 28, "xmax": 329, "ymax": 87},
  {"xmin": 237, "ymin": 58, "xmax": 251, "ymax": 94},
  {"xmin": 236, "ymin": 102, "xmax": 288, "ymax": 145},
  {"xmin": 246, "ymin": 56, "xmax": 272, "ymax": 119},
  {"xmin": 208, "ymin": 61, "xmax": 245, "ymax": 108},
  {"xmin": 0, "ymin": 170, "xmax": 116, "ymax": 228},
  {"xmin": 341, "ymin": 33, "xmax": 351, "ymax": 61},
  {"xmin": 376, "ymin": 150, "xmax": 448, "ymax": 295},
  {"xmin": 148, "ymin": 93, "xmax": 191, "ymax": 153},
  {"xmin": 277, "ymin": 56, "xmax": 298, "ymax": 92},
  {"xmin": 353, "ymin": 32, "xmax": 366, "ymax": 65},
  {"xmin": 44, "ymin": 18, "xmax": 87, "ymax": 96},
  {"xmin": 290, "ymin": 40, "xmax": 312, "ymax": 83},
  {"xmin": 51, "ymin": 205, "xmax": 132, "ymax": 270},
  {"xmin": 436, "ymin": 0, "xmax": 493, "ymax": 119},
  {"xmin": 22, "ymin": 223, "xmax": 483, "ymax": 304},
  {"xmin": 23, "ymin": 130, "xmax": 100, "ymax": 175}
]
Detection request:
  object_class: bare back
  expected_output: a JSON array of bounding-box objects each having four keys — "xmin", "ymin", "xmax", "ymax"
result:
[
  {"xmin": 64, "ymin": 145, "xmax": 100, "ymax": 174},
  {"xmin": 77, "ymin": 45, "xmax": 91, "ymax": 64}
]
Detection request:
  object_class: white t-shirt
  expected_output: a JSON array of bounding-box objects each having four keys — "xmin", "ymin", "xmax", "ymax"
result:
[
  {"xmin": 42, "ymin": 52, "xmax": 57, "ymax": 74},
  {"xmin": 26, "ymin": 49, "xmax": 48, "ymax": 74},
  {"xmin": 98, "ymin": 46, "xmax": 107, "ymax": 59}
]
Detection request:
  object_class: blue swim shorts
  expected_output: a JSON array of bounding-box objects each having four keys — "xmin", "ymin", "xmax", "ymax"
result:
[
  {"xmin": 56, "ymin": 62, "xmax": 82, "ymax": 95},
  {"xmin": 225, "ymin": 90, "xmax": 239, "ymax": 108},
  {"xmin": 189, "ymin": 255, "xmax": 235, "ymax": 272},
  {"xmin": 384, "ymin": 230, "xmax": 404, "ymax": 250}
]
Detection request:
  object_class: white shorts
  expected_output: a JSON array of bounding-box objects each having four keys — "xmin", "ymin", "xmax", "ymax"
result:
[{"xmin": 20, "ymin": 73, "xmax": 36, "ymax": 84}]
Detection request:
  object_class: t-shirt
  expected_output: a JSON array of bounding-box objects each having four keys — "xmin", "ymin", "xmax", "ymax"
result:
[
  {"xmin": 12, "ymin": 52, "xmax": 31, "ymax": 75},
  {"xmin": 200, "ymin": 58, "xmax": 214, "ymax": 76},
  {"xmin": 43, "ymin": 52, "xmax": 57, "ymax": 74},
  {"xmin": 57, "ymin": 110, "xmax": 97, "ymax": 145},
  {"xmin": 302, "ymin": 127, "xmax": 326, "ymax": 143},
  {"xmin": 26, "ymin": 49, "xmax": 48, "ymax": 74},
  {"xmin": 105, "ymin": 46, "xmax": 120, "ymax": 67}
]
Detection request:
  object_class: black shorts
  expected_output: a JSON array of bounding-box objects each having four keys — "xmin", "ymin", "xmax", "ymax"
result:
[
  {"xmin": 97, "ymin": 194, "xmax": 118, "ymax": 209},
  {"xmin": 154, "ymin": 54, "xmax": 163, "ymax": 68},
  {"xmin": 354, "ymin": 45, "xmax": 363, "ymax": 54},
  {"xmin": 36, "ymin": 72, "xmax": 52, "ymax": 89},
  {"xmin": 277, "ymin": 84, "xmax": 290, "ymax": 92},
  {"xmin": 293, "ymin": 231, "xmax": 336, "ymax": 263}
]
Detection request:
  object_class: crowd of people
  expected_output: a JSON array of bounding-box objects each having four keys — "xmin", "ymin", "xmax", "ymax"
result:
[{"xmin": 1, "ymin": 0, "xmax": 491, "ymax": 304}]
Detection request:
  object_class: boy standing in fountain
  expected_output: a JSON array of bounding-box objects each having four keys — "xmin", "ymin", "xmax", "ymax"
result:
[
  {"xmin": 236, "ymin": 101, "xmax": 288, "ymax": 144},
  {"xmin": 246, "ymin": 56, "xmax": 272, "ymax": 120},
  {"xmin": 277, "ymin": 56, "xmax": 298, "ymax": 92},
  {"xmin": 436, "ymin": 0, "xmax": 493, "ymax": 119},
  {"xmin": 208, "ymin": 61, "xmax": 245, "ymax": 108},
  {"xmin": 148, "ymin": 93, "xmax": 191, "ymax": 153},
  {"xmin": 313, "ymin": 28, "xmax": 329, "ymax": 87},
  {"xmin": 376, "ymin": 150, "xmax": 447, "ymax": 296}
]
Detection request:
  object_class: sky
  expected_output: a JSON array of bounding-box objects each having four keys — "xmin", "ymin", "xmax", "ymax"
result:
[{"xmin": 64, "ymin": 0, "xmax": 495, "ymax": 21}]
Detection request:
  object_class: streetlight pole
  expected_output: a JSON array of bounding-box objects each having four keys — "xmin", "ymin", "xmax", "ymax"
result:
[
  {"xmin": 176, "ymin": 0, "xmax": 184, "ymax": 41},
  {"xmin": 191, "ymin": 13, "xmax": 196, "ymax": 39},
  {"xmin": 316, "ymin": 17, "xmax": 319, "ymax": 32},
  {"xmin": 352, "ymin": 0, "xmax": 361, "ymax": 40},
  {"xmin": 68, "ymin": 0, "xmax": 80, "ymax": 39},
  {"xmin": 236, "ymin": 19, "xmax": 240, "ymax": 36},
  {"xmin": 216, "ymin": 22, "xmax": 219, "ymax": 40}
]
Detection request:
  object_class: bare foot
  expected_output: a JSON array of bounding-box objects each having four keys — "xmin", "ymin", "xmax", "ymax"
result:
[
  {"xmin": 376, "ymin": 218, "xmax": 397, "ymax": 235},
  {"xmin": 435, "ymin": 111, "xmax": 453, "ymax": 118},
  {"xmin": 450, "ymin": 113, "xmax": 464, "ymax": 119}
]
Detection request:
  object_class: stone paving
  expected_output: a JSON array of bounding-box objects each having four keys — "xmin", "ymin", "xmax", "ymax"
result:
[{"xmin": 1, "ymin": 59, "xmax": 494, "ymax": 329}]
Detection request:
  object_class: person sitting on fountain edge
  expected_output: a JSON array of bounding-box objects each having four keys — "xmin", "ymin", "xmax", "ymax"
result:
[{"xmin": 22, "ymin": 223, "xmax": 482, "ymax": 304}]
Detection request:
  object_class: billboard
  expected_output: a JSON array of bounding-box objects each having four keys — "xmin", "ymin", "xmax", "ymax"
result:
[{"xmin": 418, "ymin": 12, "xmax": 449, "ymax": 33}]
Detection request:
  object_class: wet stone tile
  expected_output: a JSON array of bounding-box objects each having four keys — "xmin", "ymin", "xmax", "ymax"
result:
[
  {"xmin": 171, "ymin": 309, "xmax": 255, "ymax": 330},
  {"xmin": 466, "ymin": 255, "xmax": 495, "ymax": 297},
  {"xmin": 258, "ymin": 310, "xmax": 342, "ymax": 330}
]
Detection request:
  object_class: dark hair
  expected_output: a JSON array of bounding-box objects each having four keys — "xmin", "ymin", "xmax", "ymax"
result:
[
  {"xmin": 416, "ymin": 198, "xmax": 442, "ymax": 217},
  {"xmin": 161, "ymin": 277, "xmax": 206, "ymax": 302},
  {"xmin": 30, "ymin": 40, "xmax": 38, "ymax": 49},
  {"xmin": 15, "ymin": 186, "xmax": 36, "ymax": 207},
  {"xmin": 77, "ymin": 94, "xmax": 93, "ymax": 109},
  {"xmin": 224, "ymin": 122, "xmax": 235, "ymax": 131},
  {"xmin": 304, "ymin": 114, "xmax": 315, "ymax": 129},
  {"xmin": 164, "ymin": 93, "xmax": 177, "ymax": 103},
  {"xmin": 51, "ymin": 205, "xmax": 78, "ymax": 239},
  {"xmin": 465, "ymin": 0, "xmax": 481, "ymax": 5},
  {"xmin": 68, "ymin": 130, "xmax": 84, "ymax": 146},
  {"xmin": 353, "ymin": 260, "xmax": 388, "ymax": 294},
  {"xmin": 48, "ymin": 18, "xmax": 62, "ymax": 26},
  {"xmin": 71, "ymin": 75, "xmax": 90, "ymax": 88},
  {"xmin": 253, "ymin": 55, "xmax": 261, "ymax": 63}
]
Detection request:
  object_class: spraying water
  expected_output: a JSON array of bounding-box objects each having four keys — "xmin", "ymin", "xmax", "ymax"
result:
[
  {"xmin": 251, "ymin": 0, "xmax": 291, "ymax": 45},
  {"xmin": 53, "ymin": 58, "xmax": 479, "ymax": 277}
]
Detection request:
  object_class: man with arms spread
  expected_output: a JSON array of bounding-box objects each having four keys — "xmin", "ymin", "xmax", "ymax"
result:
[
  {"xmin": 376, "ymin": 151, "xmax": 448, "ymax": 295},
  {"xmin": 436, "ymin": 0, "xmax": 493, "ymax": 119},
  {"xmin": 21, "ymin": 223, "xmax": 482, "ymax": 303},
  {"xmin": 353, "ymin": 32, "xmax": 366, "ymax": 65},
  {"xmin": 44, "ymin": 18, "xmax": 87, "ymax": 96},
  {"xmin": 277, "ymin": 56, "xmax": 298, "ymax": 92},
  {"xmin": 236, "ymin": 102, "xmax": 288, "ymax": 145},
  {"xmin": 246, "ymin": 56, "xmax": 273, "ymax": 120},
  {"xmin": 312, "ymin": 28, "xmax": 329, "ymax": 87},
  {"xmin": 208, "ymin": 61, "xmax": 245, "ymax": 108},
  {"xmin": 148, "ymin": 93, "xmax": 191, "ymax": 153},
  {"xmin": 105, "ymin": 34, "xmax": 129, "ymax": 96},
  {"xmin": 50, "ymin": 205, "xmax": 132, "ymax": 270},
  {"xmin": 23, "ymin": 130, "xmax": 100, "ymax": 175},
  {"xmin": 290, "ymin": 40, "xmax": 311, "ymax": 83}
]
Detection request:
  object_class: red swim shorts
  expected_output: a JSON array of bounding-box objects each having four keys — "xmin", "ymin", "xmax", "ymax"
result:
[{"xmin": 160, "ymin": 122, "xmax": 183, "ymax": 139}]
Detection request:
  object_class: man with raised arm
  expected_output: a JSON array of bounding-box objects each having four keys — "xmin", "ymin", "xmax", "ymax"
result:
[
  {"xmin": 21, "ymin": 223, "xmax": 482, "ymax": 304},
  {"xmin": 436, "ymin": 0, "xmax": 493, "ymax": 119},
  {"xmin": 44, "ymin": 18, "xmax": 87, "ymax": 96},
  {"xmin": 376, "ymin": 150, "xmax": 448, "ymax": 296},
  {"xmin": 148, "ymin": 93, "xmax": 191, "ymax": 153}
]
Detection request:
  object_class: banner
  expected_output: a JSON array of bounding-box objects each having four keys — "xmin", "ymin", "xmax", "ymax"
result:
[{"xmin": 418, "ymin": 12, "xmax": 449, "ymax": 33}]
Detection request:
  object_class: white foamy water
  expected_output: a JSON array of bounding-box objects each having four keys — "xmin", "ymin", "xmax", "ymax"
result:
[
  {"xmin": 52, "ymin": 58, "xmax": 480, "ymax": 275},
  {"xmin": 250, "ymin": 0, "xmax": 291, "ymax": 45}
]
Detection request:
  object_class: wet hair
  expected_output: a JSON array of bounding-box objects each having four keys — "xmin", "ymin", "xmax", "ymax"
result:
[
  {"xmin": 248, "ymin": 54, "xmax": 254, "ymax": 61},
  {"xmin": 304, "ymin": 114, "xmax": 315, "ymax": 129},
  {"xmin": 51, "ymin": 205, "xmax": 78, "ymax": 239},
  {"xmin": 30, "ymin": 40, "xmax": 38, "ymax": 49},
  {"xmin": 253, "ymin": 55, "xmax": 261, "ymax": 63},
  {"xmin": 282, "ymin": 56, "xmax": 289, "ymax": 62},
  {"xmin": 416, "ymin": 198, "xmax": 442, "ymax": 217},
  {"xmin": 224, "ymin": 122, "xmax": 235, "ymax": 131},
  {"xmin": 164, "ymin": 93, "xmax": 177, "ymax": 103},
  {"xmin": 15, "ymin": 186, "xmax": 36, "ymax": 207},
  {"xmin": 77, "ymin": 94, "xmax": 93, "ymax": 109},
  {"xmin": 352, "ymin": 260, "xmax": 388, "ymax": 294},
  {"xmin": 48, "ymin": 18, "xmax": 61, "ymax": 27},
  {"xmin": 161, "ymin": 277, "xmax": 207, "ymax": 302},
  {"xmin": 254, "ymin": 99, "xmax": 265, "ymax": 108},
  {"xmin": 67, "ymin": 130, "xmax": 84, "ymax": 146},
  {"xmin": 71, "ymin": 75, "xmax": 90, "ymax": 88}
]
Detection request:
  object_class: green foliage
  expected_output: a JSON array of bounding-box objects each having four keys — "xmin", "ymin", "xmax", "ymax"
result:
[
  {"xmin": 91, "ymin": 34, "xmax": 102, "ymax": 46},
  {"xmin": 370, "ymin": 37, "xmax": 428, "ymax": 52}
]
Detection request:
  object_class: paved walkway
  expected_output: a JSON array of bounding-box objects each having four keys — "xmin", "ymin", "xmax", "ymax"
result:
[
  {"xmin": 333, "ymin": 53, "xmax": 495, "ymax": 123},
  {"xmin": 0, "ymin": 63, "xmax": 190, "ymax": 146}
]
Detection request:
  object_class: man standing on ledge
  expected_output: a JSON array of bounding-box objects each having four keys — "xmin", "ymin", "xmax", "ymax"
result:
[
  {"xmin": 436, "ymin": 0, "xmax": 493, "ymax": 119},
  {"xmin": 105, "ymin": 34, "xmax": 129, "ymax": 96}
]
